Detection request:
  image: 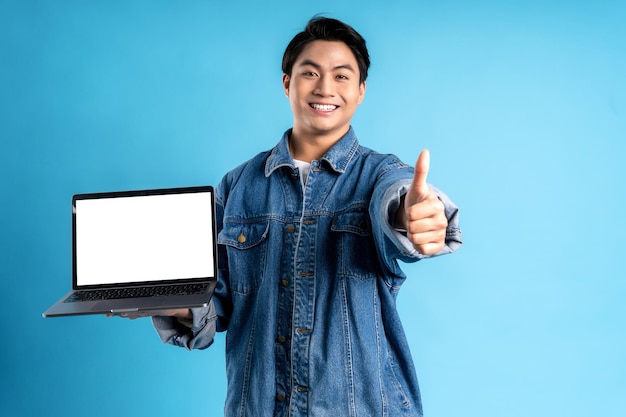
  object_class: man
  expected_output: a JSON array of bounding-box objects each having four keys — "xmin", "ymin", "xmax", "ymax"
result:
[{"xmin": 122, "ymin": 16, "xmax": 462, "ymax": 416}]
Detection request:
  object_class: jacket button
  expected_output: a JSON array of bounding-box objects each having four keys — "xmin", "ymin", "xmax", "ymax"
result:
[
  {"xmin": 280, "ymin": 279, "xmax": 289, "ymax": 288},
  {"xmin": 276, "ymin": 393, "xmax": 286, "ymax": 402},
  {"xmin": 276, "ymin": 335, "xmax": 287, "ymax": 344},
  {"xmin": 237, "ymin": 233, "xmax": 246, "ymax": 243},
  {"xmin": 286, "ymin": 224, "xmax": 295, "ymax": 233}
]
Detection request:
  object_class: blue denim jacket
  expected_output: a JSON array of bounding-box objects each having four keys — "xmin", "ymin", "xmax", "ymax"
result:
[{"xmin": 153, "ymin": 127, "xmax": 462, "ymax": 417}]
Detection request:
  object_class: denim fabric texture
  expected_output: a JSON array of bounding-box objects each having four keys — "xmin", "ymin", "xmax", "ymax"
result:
[{"xmin": 153, "ymin": 127, "xmax": 462, "ymax": 416}]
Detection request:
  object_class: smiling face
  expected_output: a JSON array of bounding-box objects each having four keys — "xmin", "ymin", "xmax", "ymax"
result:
[{"xmin": 282, "ymin": 40, "xmax": 366, "ymax": 159}]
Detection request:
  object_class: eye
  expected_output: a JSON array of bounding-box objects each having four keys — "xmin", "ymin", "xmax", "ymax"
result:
[
  {"xmin": 303, "ymin": 71, "xmax": 318, "ymax": 77},
  {"xmin": 336, "ymin": 74, "xmax": 349, "ymax": 80}
]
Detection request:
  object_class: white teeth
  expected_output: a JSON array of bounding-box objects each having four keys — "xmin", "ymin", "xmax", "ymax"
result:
[{"xmin": 311, "ymin": 104, "xmax": 337, "ymax": 111}]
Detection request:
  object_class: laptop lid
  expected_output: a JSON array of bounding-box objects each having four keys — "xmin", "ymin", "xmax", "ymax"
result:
[{"xmin": 73, "ymin": 186, "xmax": 217, "ymax": 290}]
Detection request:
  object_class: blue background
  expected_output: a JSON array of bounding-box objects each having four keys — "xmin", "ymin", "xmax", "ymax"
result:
[{"xmin": 2, "ymin": 0, "xmax": 625, "ymax": 416}]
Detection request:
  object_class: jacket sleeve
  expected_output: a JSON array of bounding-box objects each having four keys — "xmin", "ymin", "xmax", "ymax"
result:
[{"xmin": 151, "ymin": 302, "xmax": 218, "ymax": 350}]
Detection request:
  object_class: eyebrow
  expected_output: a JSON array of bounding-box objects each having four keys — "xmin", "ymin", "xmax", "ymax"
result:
[{"xmin": 298, "ymin": 59, "xmax": 356, "ymax": 73}]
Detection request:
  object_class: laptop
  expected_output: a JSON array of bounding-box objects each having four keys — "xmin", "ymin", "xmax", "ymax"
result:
[{"xmin": 43, "ymin": 185, "xmax": 218, "ymax": 318}]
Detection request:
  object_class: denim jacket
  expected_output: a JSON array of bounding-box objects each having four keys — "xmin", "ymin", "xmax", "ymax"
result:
[{"xmin": 153, "ymin": 127, "xmax": 462, "ymax": 417}]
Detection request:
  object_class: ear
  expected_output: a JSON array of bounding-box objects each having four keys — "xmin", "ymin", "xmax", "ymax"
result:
[
  {"xmin": 282, "ymin": 74, "xmax": 290, "ymax": 97},
  {"xmin": 357, "ymin": 81, "xmax": 366, "ymax": 105}
]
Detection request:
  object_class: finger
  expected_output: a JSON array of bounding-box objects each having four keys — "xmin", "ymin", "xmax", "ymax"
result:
[
  {"xmin": 413, "ymin": 241, "xmax": 445, "ymax": 256},
  {"xmin": 407, "ymin": 149, "xmax": 431, "ymax": 205},
  {"xmin": 407, "ymin": 230, "xmax": 446, "ymax": 254},
  {"xmin": 408, "ymin": 227, "xmax": 447, "ymax": 245},
  {"xmin": 412, "ymin": 149, "xmax": 430, "ymax": 200},
  {"xmin": 405, "ymin": 194, "xmax": 444, "ymax": 222},
  {"xmin": 406, "ymin": 216, "xmax": 448, "ymax": 236}
]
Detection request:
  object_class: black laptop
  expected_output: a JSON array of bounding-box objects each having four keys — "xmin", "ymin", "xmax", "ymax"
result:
[{"xmin": 43, "ymin": 186, "xmax": 217, "ymax": 318}]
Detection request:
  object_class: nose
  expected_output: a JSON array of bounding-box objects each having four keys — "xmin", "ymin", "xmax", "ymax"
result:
[{"xmin": 313, "ymin": 75, "xmax": 334, "ymax": 97}]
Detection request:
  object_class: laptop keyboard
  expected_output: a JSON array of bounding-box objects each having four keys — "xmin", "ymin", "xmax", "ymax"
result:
[{"xmin": 63, "ymin": 282, "xmax": 211, "ymax": 303}]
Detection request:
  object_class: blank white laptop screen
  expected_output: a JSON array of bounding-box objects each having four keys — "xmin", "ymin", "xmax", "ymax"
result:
[{"xmin": 75, "ymin": 192, "xmax": 215, "ymax": 286}]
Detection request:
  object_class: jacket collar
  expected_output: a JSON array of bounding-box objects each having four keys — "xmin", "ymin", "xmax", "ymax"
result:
[{"xmin": 265, "ymin": 127, "xmax": 359, "ymax": 177}]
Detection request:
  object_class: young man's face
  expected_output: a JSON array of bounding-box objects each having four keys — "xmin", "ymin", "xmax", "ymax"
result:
[{"xmin": 283, "ymin": 40, "xmax": 366, "ymax": 144}]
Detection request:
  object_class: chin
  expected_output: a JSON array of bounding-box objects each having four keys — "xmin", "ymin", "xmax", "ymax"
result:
[{"xmin": 308, "ymin": 122, "xmax": 349, "ymax": 136}]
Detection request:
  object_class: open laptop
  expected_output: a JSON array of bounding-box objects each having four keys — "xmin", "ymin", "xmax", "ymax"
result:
[{"xmin": 43, "ymin": 185, "xmax": 218, "ymax": 318}]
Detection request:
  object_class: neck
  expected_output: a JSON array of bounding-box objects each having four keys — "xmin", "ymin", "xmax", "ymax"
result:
[{"xmin": 289, "ymin": 127, "xmax": 349, "ymax": 162}]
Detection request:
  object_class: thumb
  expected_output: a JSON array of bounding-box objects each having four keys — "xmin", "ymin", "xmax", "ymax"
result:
[{"xmin": 406, "ymin": 149, "xmax": 431, "ymax": 205}]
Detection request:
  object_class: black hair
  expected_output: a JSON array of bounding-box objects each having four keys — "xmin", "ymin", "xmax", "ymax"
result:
[{"xmin": 282, "ymin": 16, "xmax": 370, "ymax": 84}]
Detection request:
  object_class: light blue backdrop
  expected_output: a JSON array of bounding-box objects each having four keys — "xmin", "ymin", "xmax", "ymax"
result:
[{"xmin": 1, "ymin": 1, "xmax": 624, "ymax": 416}]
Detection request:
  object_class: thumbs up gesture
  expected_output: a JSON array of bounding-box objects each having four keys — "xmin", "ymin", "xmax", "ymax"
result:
[{"xmin": 395, "ymin": 149, "xmax": 448, "ymax": 255}]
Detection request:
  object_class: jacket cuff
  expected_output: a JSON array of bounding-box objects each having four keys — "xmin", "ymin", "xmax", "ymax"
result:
[{"xmin": 151, "ymin": 302, "xmax": 217, "ymax": 350}]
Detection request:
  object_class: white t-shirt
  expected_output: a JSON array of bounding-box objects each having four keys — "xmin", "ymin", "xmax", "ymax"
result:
[{"xmin": 293, "ymin": 159, "xmax": 311, "ymax": 186}]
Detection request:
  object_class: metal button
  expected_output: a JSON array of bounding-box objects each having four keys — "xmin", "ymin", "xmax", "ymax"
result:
[
  {"xmin": 276, "ymin": 393, "xmax": 286, "ymax": 402},
  {"xmin": 280, "ymin": 279, "xmax": 289, "ymax": 288},
  {"xmin": 237, "ymin": 233, "xmax": 246, "ymax": 244},
  {"xmin": 286, "ymin": 224, "xmax": 295, "ymax": 233},
  {"xmin": 276, "ymin": 335, "xmax": 287, "ymax": 344}
]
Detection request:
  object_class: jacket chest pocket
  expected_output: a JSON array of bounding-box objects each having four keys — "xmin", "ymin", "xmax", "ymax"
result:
[
  {"xmin": 330, "ymin": 209, "xmax": 379, "ymax": 279},
  {"xmin": 218, "ymin": 220, "xmax": 270, "ymax": 294}
]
